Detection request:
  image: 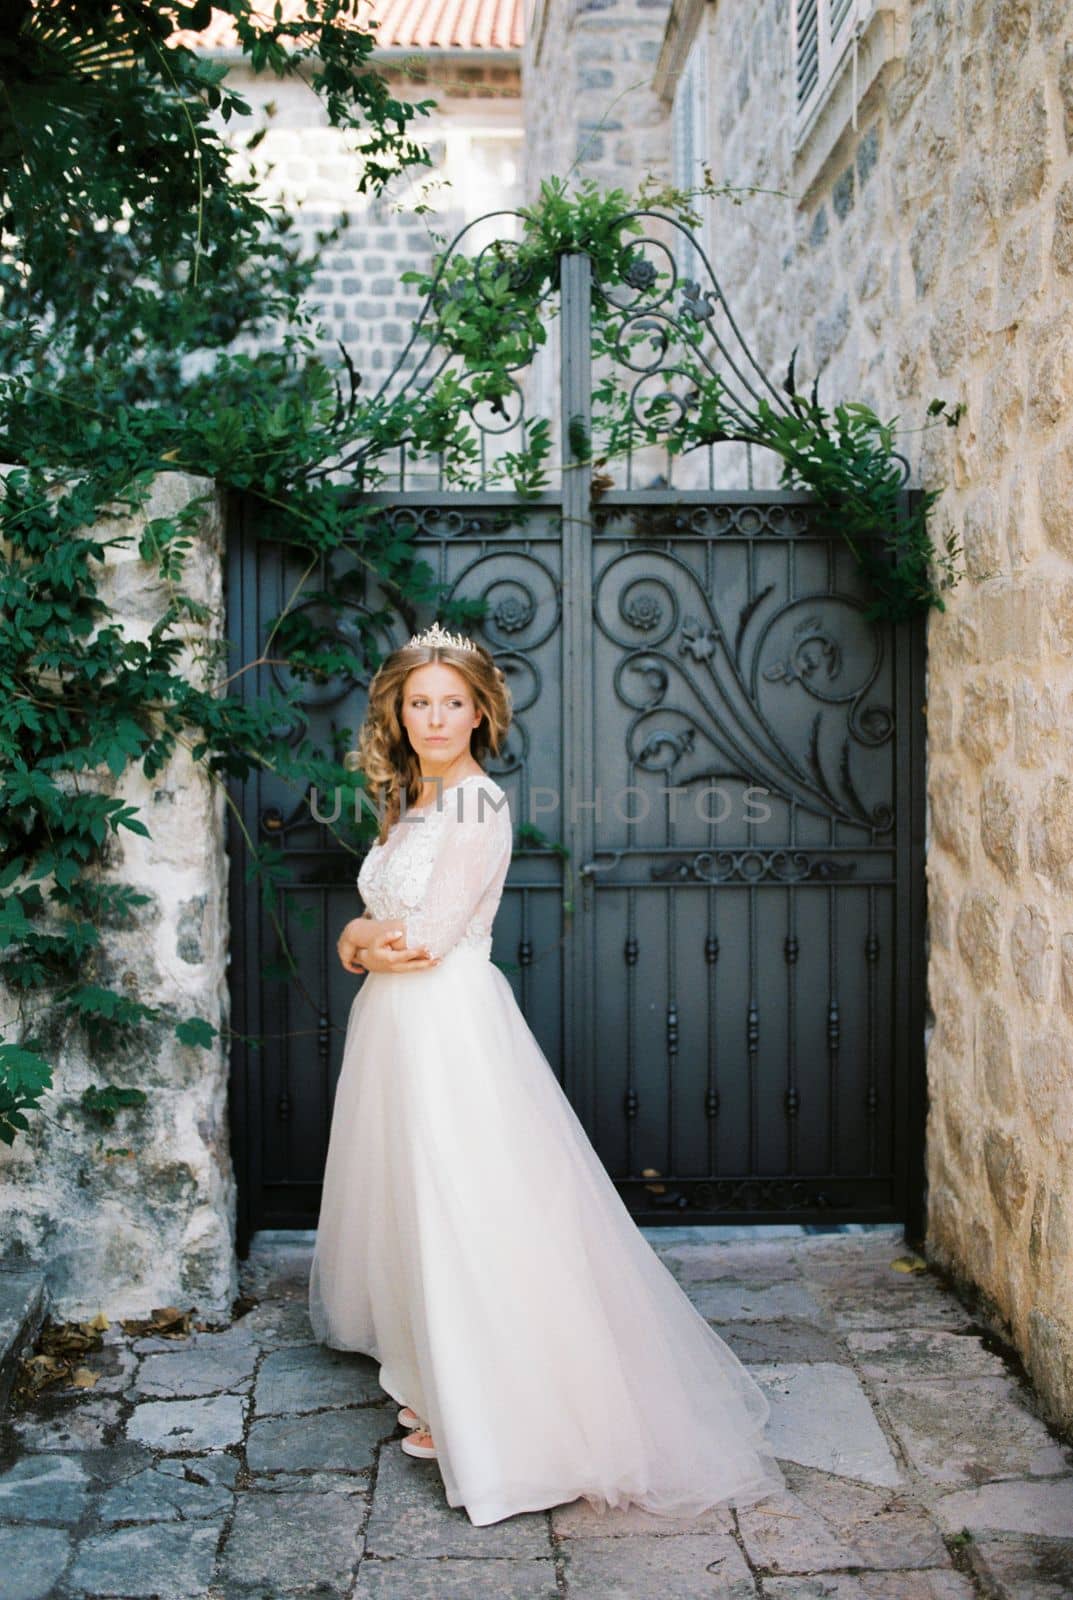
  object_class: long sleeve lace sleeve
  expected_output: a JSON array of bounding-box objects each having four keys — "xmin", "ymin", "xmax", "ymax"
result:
[{"xmin": 402, "ymin": 791, "xmax": 512, "ymax": 961}]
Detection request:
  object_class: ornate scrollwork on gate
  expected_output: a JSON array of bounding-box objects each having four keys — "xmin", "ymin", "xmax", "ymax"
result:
[
  {"xmin": 595, "ymin": 547, "xmax": 893, "ymax": 831},
  {"xmin": 651, "ymin": 849, "xmax": 857, "ymax": 884}
]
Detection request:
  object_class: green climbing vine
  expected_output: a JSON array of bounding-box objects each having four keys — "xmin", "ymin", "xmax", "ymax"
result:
[{"xmin": 0, "ymin": 9, "xmax": 964, "ymax": 1150}]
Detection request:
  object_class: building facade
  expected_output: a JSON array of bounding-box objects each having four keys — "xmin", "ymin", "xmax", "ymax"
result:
[{"xmin": 527, "ymin": 0, "xmax": 1073, "ymax": 1430}]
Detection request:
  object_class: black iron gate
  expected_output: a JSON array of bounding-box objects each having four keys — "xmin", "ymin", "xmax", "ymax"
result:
[{"xmin": 226, "ymin": 223, "xmax": 927, "ymax": 1255}]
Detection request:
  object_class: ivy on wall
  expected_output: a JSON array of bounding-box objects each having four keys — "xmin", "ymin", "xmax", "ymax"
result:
[{"xmin": 0, "ymin": 9, "xmax": 964, "ymax": 1148}]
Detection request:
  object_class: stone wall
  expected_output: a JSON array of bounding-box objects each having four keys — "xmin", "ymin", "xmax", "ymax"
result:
[
  {"xmin": 523, "ymin": 0, "xmax": 673, "ymax": 197},
  {"xmin": 0, "ymin": 473, "xmax": 236, "ymax": 1321},
  {"xmin": 659, "ymin": 0, "xmax": 1073, "ymax": 1428},
  {"xmin": 210, "ymin": 57, "xmax": 524, "ymax": 383}
]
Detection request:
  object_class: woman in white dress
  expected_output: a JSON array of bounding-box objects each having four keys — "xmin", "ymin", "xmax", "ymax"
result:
[{"xmin": 308, "ymin": 620, "xmax": 785, "ymax": 1527}]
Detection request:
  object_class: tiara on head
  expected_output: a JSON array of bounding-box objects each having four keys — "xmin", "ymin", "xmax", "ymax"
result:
[{"xmin": 407, "ymin": 619, "xmax": 478, "ymax": 653}]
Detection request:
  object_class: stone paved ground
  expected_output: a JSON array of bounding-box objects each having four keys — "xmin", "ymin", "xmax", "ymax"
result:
[{"xmin": 1, "ymin": 1223, "xmax": 1071, "ymax": 1599}]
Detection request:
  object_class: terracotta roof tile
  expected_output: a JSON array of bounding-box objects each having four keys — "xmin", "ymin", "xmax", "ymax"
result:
[{"xmin": 170, "ymin": 0, "xmax": 523, "ymax": 53}]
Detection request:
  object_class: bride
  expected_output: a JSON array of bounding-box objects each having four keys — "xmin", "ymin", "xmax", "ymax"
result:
[{"xmin": 308, "ymin": 620, "xmax": 785, "ymax": 1527}]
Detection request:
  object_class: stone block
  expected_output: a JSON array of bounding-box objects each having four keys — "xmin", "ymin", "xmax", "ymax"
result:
[
  {"xmin": 253, "ymin": 1342, "xmax": 383, "ymax": 1416},
  {"xmin": 0, "ymin": 1526, "xmax": 73, "ymax": 1600},
  {"xmin": 1060, "ymin": 38, "xmax": 1073, "ymax": 148},
  {"xmin": 997, "ymin": 86, "xmax": 1049, "ymax": 213},
  {"xmin": 218, "ymin": 1488, "xmax": 366, "ymax": 1591},
  {"xmin": 879, "ymin": 1375, "xmax": 1069, "ymax": 1486},
  {"xmin": 983, "ymin": 1127, "xmax": 1031, "ymax": 1228},
  {"xmin": 930, "ymin": 771, "xmax": 972, "ymax": 870},
  {"xmin": 753, "ymin": 1362, "xmax": 902, "ymax": 1487},
  {"xmin": 0, "ymin": 1453, "xmax": 91, "ymax": 1523},
  {"xmin": 737, "ymin": 1462, "xmax": 947, "ymax": 1573},
  {"xmin": 133, "ymin": 1326, "xmax": 258, "ymax": 1398},
  {"xmin": 67, "ymin": 1522, "xmax": 221, "ymax": 1600},
  {"xmin": 98, "ymin": 1456, "xmax": 236, "ymax": 1523},
  {"xmin": 126, "ymin": 1393, "xmax": 246, "ymax": 1452},
  {"xmin": 1055, "ymin": 178, "xmax": 1073, "ymax": 275},
  {"xmin": 1010, "ymin": 902, "xmax": 1055, "ymax": 1004},
  {"xmin": 1027, "ymin": 773, "xmax": 1073, "ymax": 882},
  {"xmin": 245, "ymin": 1403, "xmax": 394, "ymax": 1473},
  {"xmin": 909, "ymin": 199, "xmax": 946, "ymax": 298},
  {"xmin": 1030, "ymin": 312, "xmax": 1073, "ymax": 430},
  {"xmin": 1039, "ymin": 439, "xmax": 1073, "ymax": 561},
  {"xmin": 956, "ymin": 890, "xmax": 1002, "ymax": 988},
  {"xmin": 364, "ymin": 1438, "xmax": 551, "ymax": 1557},
  {"xmin": 967, "ymin": 1533, "xmax": 1073, "ymax": 1600},
  {"xmin": 979, "ymin": 776, "xmax": 1020, "ymax": 881},
  {"xmin": 960, "ymin": 668, "xmax": 1011, "ymax": 762},
  {"xmin": 354, "ymin": 1559, "xmax": 560, "ymax": 1599},
  {"xmin": 845, "ymin": 1327, "xmax": 1009, "ymax": 1380},
  {"xmin": 559, "ymin": 1532, "xmax": 755, "ymax": 1598},
  {"xmin": 687, "ymin": 1281, "xmax": 827, "ymax": 1323}
]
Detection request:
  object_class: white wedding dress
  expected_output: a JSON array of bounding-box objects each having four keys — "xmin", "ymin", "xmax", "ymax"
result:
[{"xmin": 308, "ymin": 771, "xmax": 785, "ymax": 1526}]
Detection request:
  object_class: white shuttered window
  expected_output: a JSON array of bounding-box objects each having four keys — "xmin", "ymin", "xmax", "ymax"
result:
[{"xmin": 793, "ymin": 0, "xmax": 872, "ymax": 140}]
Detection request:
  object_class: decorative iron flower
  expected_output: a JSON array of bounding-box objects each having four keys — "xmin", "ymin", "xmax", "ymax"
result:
[
  {"xmin": 494, "ymin": 595, "xmax": 532, "ymax": 633},
  {"xmin": 623, "ymin": 255, "xmax": 658, "ymax": 291},
  {"xmin": 624, "ymin": 593, "xmax": 662, "ymax": 630}
]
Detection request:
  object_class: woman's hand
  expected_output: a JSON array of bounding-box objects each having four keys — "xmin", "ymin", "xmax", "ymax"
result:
[
  {"xmin": 337, "ymin": 914, "xmax": 375, "ymax": 974},
  {"xmin": 336, "ymin": 915, "xmax": 439, "ymax": 975},
  {"xmin": 359, "ymin": 928, "xmax": 441, "ymax": 974}
]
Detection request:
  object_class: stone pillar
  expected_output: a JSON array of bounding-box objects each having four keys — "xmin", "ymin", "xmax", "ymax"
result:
[{"xmin": 0, "ymin": 471, "xmax": 237, "ymax": 1321}]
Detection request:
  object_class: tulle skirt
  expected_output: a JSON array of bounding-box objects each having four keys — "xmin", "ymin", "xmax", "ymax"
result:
[{"xmin": 308, "ymin": 945, "xmax": 786, "ymax": 1526}]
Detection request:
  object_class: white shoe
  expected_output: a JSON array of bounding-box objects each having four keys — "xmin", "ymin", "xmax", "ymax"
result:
[{"xmin": 400, "ymin": 1426, "xmax": 437, "ymax": 1459}]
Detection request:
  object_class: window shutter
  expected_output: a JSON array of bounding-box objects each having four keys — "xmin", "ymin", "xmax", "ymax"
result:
[
  {"xmin": 794, "ymin": 0, "xmax": 866, "ymax": 122},
  {"xmin": 796, "ymin": 0, "xmax": 819, "ymax": 108}
]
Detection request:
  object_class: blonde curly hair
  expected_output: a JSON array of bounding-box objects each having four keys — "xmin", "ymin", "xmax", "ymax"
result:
[{"xmin": 349, "ymin": 633, "xmax": 512, "ymax": 843}]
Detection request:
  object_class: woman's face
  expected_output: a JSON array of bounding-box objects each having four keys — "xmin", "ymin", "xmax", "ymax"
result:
[{"xmin": 401, "ymin": 662, "xmax": 482, "ymax": 769}]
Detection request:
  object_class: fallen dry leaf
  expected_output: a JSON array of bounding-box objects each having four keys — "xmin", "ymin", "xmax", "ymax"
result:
[
  {"xmin": 890, "ymin": 1255, "xmax": 928, "ymax": 1274},
  {"xmin": 68, "ymin": 1367, "xmax": 99, "ymax": 1390}
]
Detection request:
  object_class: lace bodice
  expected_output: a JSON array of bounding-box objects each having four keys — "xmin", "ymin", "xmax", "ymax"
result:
[{"xmin": 356, "ymin": 774, "xmax": 512, "ymax": 962}]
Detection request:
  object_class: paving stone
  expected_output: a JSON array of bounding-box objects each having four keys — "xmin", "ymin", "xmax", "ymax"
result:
[
  {"xmin": 757, "ymin": 1363, "xmax": 903, "ymax": 1487},
  {"xmin": 737, "ymin": 1464, "xmax": 950, "ymax": 1573},
  {"xmin": 933, "ymin": 1477, "xmax": 1073, "ymax": 1537},
  {"xmin": 764, "ymin": 1573, "xmax": 975, "ymax": 1598},
  {"xmin": 239, "ymin": 1233, "xmax": 315, "ymax": 1301},
  {"xmin": 73, "ymin": 1340, "xmax": 138, "ymax": 1395},
  {"xmin": 245, "ymin": 1404, "xmax": 394, "ymax": 1473},
  {"xmin": 352, "ymin": 1558, "xmax": 560, "ymax": 1598},
  {"xmin": 10, "ymin": 1398, "xmax": 121, "ymax": 1452},
  {"xmin": 98, "ymin": 1456, "xmax": 236, "ymax": 1522},
  {"xmin": 134, "ymin": 1350, "xmax": 257, "ymax": 1401},
  {"xmin": 133, "ymin": 1328, "xmax": 259, "ymax": 1397},
  {"xmin": 254, "ymin": 1342, "xmax": 383, "ymax": 1416},
  {"xmin": 364, "ymin": 1438, "xmax": 551, "ymax": 1558},
  {"xmin": 809, "ymin": 1280, "xmax": 972, "ymax": 1332},
  {"xmin": 0, "ymin": 1525, "xmax": 72, "ymax": 1600},
  {"xmin": 662, "ymin": 1241, "xmax": 802, "ymax": 1284},
  {"xmin": 235, "ymin": 1300, "xmax": 319, "ymax": 1349},
  {"xmin": 126, "ymin": 1392, "xmax": 246, "ymax": 1452},
  {"xmin": 559, "ymin": 1530, "xmax": 757, "ymax": 1598},
  {"xmin": 796, "ymin": 1253, "xmax": 936, "ymax": 1288},
  {"xmin": 250, "ymin": 1470, "xmax": 372, "ymax": 1496},
  {"xmin": 551, "ymin": 1494, "xmax": 734, "ymax": 1536},
  {"xmin": 790, "ymin": 1229, "xmax": 909, "ymax": 1266},
  {"xmin": 67, "ymin": 1522, "xmax": 221, "ymax": 1598},
  {"xmin": 967, "ymin": 1533, "xmax": 1073, "ymax": 1599},
  {"xmin": 846, "ymin": 1327, "xmax": 1010, "ymax": 1380},
  {"xmin": 689, "ymin": 1281, "xmax": 829, "ymax": 1323},
  {"xmin": 876, "ymin": 1376, "xmax": 1068, "ymax": 1486},
  {"xmin": 72, "ymin": 1440, "xmax": 156, "ymax": 1486},
  {"xmin": 0, "ymin": 1453, "xmax": 91, "ymax": 1522},
  {"xmin": 218, "ymin": 1489, "xmax": 365, "ymax": 1591},
  {"xmin": 709, "ymin": 1320, "xmax": 848, "ymax": 1364}
]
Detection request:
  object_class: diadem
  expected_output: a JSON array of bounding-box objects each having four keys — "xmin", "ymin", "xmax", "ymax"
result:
[{"xmin": 407, "ymin": 619, "xmax": 478, "ymax": 653}]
